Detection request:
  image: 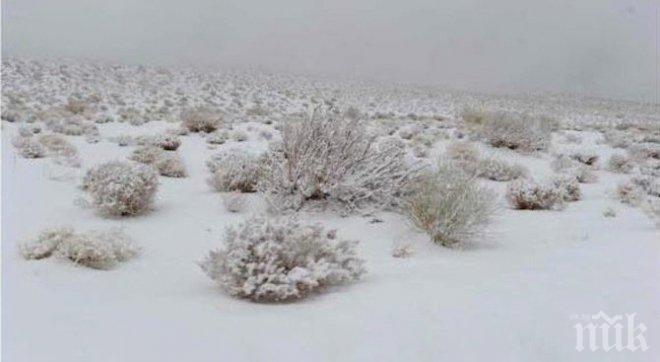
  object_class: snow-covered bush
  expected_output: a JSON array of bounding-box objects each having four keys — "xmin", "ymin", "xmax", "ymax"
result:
[
  {"xmin": 82, "ymin": 161, "xmax": 158, "ymax": 216},
  {"xmin": 16, "ymin": 137, "xmax": 46, "ymax": 158},
  {"xmin": 199, "ymin": 216, "xmax": 366, "ymax": 302},
  {"xmin": 155, "ymin": 153, "xmax": 187, "ymax": 178},
  {"xmin": 207, "ymin": 150, "xmax": 261, "ymax": 192},
  {"xmin": 506, "ymin": 179, "xmax": 565, "ymax": 210},
  {"xmin": 46, "ymin": 117, "xmax": 91, "ymax": 136},
  {"xmin": 38, "ymin": 134, "xmax": 80, "ymax": 167},
  {"xmin": 607, "ymin": 154, "xmax": 634, "ymax": 174},
  {"xmin": 405, "ymin": 163, "xmax": 496, "ymax": 246},
  {"xmin": 446, "ymin": 142, "xmax": 526, "ymax": 181},
  {"xmin": 259, "ymin": 110, "xmax": 418, "ymax": 212},
  {"xmin": 551, "ymin": 175, "xmax": 582, "ymax": 202},
  {"xmin": 129, "ymin": 146, "xmax": 186, "ymax": 177},
  {"xmin": 38, "ymin": 134, "xmax": 74, "ymax": 155},
  {"xmin": 616, "ymin": 182, "xmax": 644, "ymax": 206},
  {"xmin": 20, "ymin": 227, "xmax": 139, "ymax": 269},
  {"xmin": 474, "ymin": 158, "xmax": 528, "ymax": 181},
  {"xmin": 630, "ymin": 176, "xmax": 660, "ymax": 198},
  {"xmin": 19, "ymin": 227, "xmax": 74, "ymax": 260},
  {"xmin": 56, "ymin": 229, "xmax": 139, "ymax": 269},
  {"xmin": 551, "ymin": 154, "xmax": 597, "ymax": 184},
  {"xmin": 142, "ymin": 134, "xmax": 181, "ymax": 151},
  {"xmin": 478, "ymin": 111, "xmax": 553, "ymax": 152},
  {"xmin": 129, "ymin": 146, "xmax": 164, "ymax": 165},
  {"xmin": 181, "ymin": 107, "xmax": 222, "ymax": 133}
]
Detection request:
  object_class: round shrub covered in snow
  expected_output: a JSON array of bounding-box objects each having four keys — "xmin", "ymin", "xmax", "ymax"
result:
[
  {"xmin": 129, "ymin": 146, "xmax": 164, "ymax": 165},
  {"xmin": 181, "ymin": 107, "xmax": 222, "ymax": 133},
  {"xmin": 82, "ymin": 161, "xmax": 158, "ymax": 216},
  {"xmin": 199, "ymin": 216, "xmax": 366, "ymax": 302},
  {"xmin": 206, "ymin": 150, "xmax": 261, "ymax": 192},
  {"xmin": 551, "ymin": 175, "xmax": 582, "ymax": 202},
  {"xmin": 474, "ymin": 158, "xmax": 528, "ymax": 182},
  {"xmin": 405, "ymin": 163, "xmax": 496, "ymax": 246},
  {"xmin": 20, "ymin": 227, "xmax": 74, "ymax": 260},
  {"xmin": 155, "ymin": 153, "xmax": 187, "ymax": 178},
  {"xmin": 56, "ymin": 229, "xmax": 139, "ymax": 269},
  {"xmin": 505, "ymin": 179, "xmax": 564, "ymax": 210},
  {"xmin": 606, "ymin": 154, "xmax": 634, "ymax": 174},
  {"xmin": 20, "ymin": 227, "xmax": 139, "ymax": 269},
  {"xmin": 14, "ymin": 137, "xmax": 46, "ymax": 158},
  {"xmin": 151, "ymin": 134, "xmax": 181, "ymax": 151}
]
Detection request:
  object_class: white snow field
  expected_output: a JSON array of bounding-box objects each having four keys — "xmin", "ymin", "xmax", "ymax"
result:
[{"xmin": 2, "ymin": 59, "xmax": 659, "ymax": 361}]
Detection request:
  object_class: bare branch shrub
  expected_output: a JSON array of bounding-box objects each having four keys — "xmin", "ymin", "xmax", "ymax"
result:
[
  {"xmin": 258, "ymin": 110, "xmax": 418, "ymax": 212},
  {"xmin": 405, "ymin": 163, "xmax": 496, "ymax": 246}
]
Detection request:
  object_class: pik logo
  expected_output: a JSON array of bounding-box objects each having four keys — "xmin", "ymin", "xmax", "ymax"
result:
[{"xmin": 573, "ymin": 311, "xmax": 649, "ymax": 352}]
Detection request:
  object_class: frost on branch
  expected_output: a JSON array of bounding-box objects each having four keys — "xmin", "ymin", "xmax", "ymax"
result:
[
  {"xmin": 199, "ymin": 216, "xmax": 366, "ymax": 302},
  {"xmin": 82, "ymin": 161, "xmax": 159, "ymax": 216},
  {"xmin": 258, "ymin": 108, "xmax": 419, "ymax": 212}
]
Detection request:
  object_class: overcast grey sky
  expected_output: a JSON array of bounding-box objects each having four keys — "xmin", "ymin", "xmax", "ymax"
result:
[{"xmin": 3, "ymin": 0, "xmax": 659, "ymax": 102}]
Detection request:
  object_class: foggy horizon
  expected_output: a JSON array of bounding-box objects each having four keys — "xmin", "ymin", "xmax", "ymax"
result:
[{"xmin": 3, "ymin": 0, "xmax": 659, "ymax": 103}]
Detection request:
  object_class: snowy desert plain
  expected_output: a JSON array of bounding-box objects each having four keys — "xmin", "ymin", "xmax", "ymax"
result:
[{"xmin": 1, "ymin": 58, "xmax": 659, "ymax": 361}]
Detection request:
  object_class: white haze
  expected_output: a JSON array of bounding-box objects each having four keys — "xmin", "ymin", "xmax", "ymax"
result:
[{"xmin": 2, "ymin": 0, "xmax": 659, "ymax": 102}]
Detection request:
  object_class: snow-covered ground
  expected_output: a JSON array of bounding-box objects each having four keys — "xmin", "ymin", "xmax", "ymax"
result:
[{"xmin": 2, "ymin": 59, "xmax": 659, "ymax": 361}]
